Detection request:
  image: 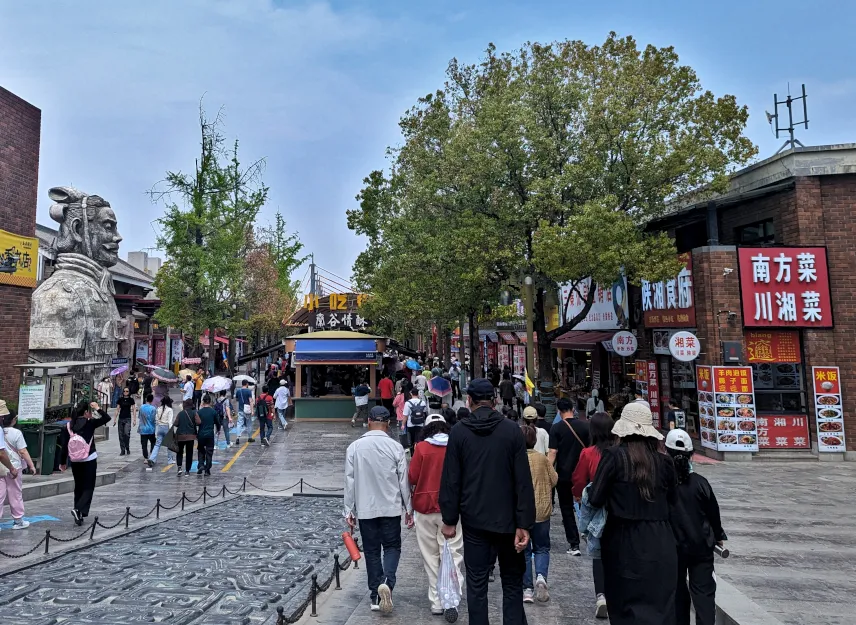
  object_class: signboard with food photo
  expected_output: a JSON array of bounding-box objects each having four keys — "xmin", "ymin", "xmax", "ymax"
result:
[
  {"xmin": 812, "ymin": 366, "xmax": 846, "ymax": 453},
  {"xmin": 712, "ymin": 366, "xmax": 758, "ymax": 452},
  {"xmin": 696, "ymin": 365, "xmax": 717, "ymax": 450}
]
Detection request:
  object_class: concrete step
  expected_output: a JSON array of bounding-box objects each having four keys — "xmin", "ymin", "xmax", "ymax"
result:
[
  {"xmin": 753, "ymin": 450, "xmax": 818, "ymax": 462},
  {"xmin": 21, "ymin": 471, "xmax": 117, "ymax": 502}
]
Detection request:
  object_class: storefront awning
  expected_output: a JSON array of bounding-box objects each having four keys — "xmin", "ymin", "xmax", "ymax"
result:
[
  {"xmin": 498, "ymin": 332, "xmax": 518, "ymax": 344},
  {"xmin": 551, "ymin": 330, "xmax": 616, "ymax": 350},
  {"xmin": 515, "ymin": 331, "xmax": 538, "ymax": 343},
  {"xmin": 292, "ymin": 338, "xmax": 378, "ymax": 364}
]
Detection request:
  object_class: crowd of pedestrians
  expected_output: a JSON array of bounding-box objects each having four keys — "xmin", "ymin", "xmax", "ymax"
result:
[{"xmin": 344, "ymin": 376, "xmax": 726, "ymax": 625}]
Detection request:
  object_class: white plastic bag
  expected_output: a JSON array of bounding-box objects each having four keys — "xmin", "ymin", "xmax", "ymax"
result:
[{"xmin": 437, "ymin": 540, "xmax": 461, "ymax": 609}]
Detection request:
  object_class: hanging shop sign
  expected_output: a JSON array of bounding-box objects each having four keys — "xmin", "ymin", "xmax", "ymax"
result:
[
  {"xmin": 738, "ymin": 247, "xmax": 833, "ymax": 328},
  {"xmin": 745, "ymin": 330, "xmax": 801, "ymax": 363},
  {"xmin": 757, "ymin": 415, "xmax": 810, "ymax": 450},
  {"xmin": 812, "ymin": 366, "xmax": 845, "ymax": 452},
  {"xmin": 0, "ymin": 228, "xmax": 38, "ymax": 288},
  {"xmin": 560, "ymin": 276, "xmax": 629, "ymax": 330},
  {"xmin": 611, "ymin": 331, "xmax": 638, "ymax": 357},
  {"xmin": 697, "ymin": 366, "xmax": 758, "ymax": 452},
  {"xmin": 642, "ymin": 253, "xmax": 696, "ymax": 328},
  {"xmin": 697, "ymin": 366, "xmax": 716, "ymax": 450},
  {"xmin": 135, "ymin": 341, "xmax": 149, "ymax": 362},
  {"xmin": 653, "ymin": 330, "xmax": 673, "ymax": 355},
  {"xmin": 635, "ymin": 359, "xmax": 660, "ymax": 427},
  {"xmin": 311, "ymin": 310, "xmax": 371, "ymax": 330},
  {"xmin": 668, "ymin": 331, "xmax": 701, "ymax": 362},
  {"xmin": 304, "ymin": 292, "xmax": 370, "ymax": 311}
]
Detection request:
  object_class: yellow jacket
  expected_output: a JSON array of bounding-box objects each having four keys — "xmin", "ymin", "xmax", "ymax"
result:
[{"xmin": 528, "ymin": 449, "xmax": 559, "ymax": 523}]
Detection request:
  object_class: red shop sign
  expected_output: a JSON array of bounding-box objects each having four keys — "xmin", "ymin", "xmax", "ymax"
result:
[
  {"xmin": 745, "ymin": 331, "xmax": 802, "ymax": 363},
  {"xmin": 757, "ymin": 414, "xmax": 810, "ymax": 449},
  {"xmin": 642, "ymin": 253, "xmax": 696, "ymax": 328},
  {"xmin": 738, "ymin": 247, "xmax": 833, "ymax": 328}
]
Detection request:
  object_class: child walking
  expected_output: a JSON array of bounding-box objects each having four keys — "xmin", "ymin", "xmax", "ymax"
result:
[{"xmin": 665, "ymin": 429, "xmax": 727, "ymax": 625}]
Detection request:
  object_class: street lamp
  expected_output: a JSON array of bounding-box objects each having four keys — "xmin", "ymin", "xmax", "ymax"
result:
[{"xmin": 523, "ymin": 276, "xmax": 535, "ymax": 386}]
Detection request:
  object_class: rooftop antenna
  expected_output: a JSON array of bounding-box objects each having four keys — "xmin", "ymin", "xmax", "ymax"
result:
[{"xmin": 766, "ymin": 83, "xmax": 808, "ymax": 154}]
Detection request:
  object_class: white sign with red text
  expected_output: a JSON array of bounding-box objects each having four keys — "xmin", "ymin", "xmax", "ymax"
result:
[
  {"xmin": 611, "ymin": 331, "xmax": 638, "ymax": 357},
  {"xmin": 668, "ymin": 331, "xmax": 701, "ymax": 362}
]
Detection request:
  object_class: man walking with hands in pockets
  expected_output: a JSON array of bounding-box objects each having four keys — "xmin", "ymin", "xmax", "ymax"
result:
[
  {"xmin": 439, "ymin": 378, "xmax": 536, "ymax": 625},
  {"xmin": 344, "ymin": 405, "xmax": 413, "ymax": 615}
]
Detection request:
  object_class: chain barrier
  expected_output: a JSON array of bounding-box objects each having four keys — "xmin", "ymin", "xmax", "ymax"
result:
[
  {"xmin": 0, "ymin": 476, "xmax": 343, "ymax": 560},
  {"xmin": 276, "ymin": 552, "xmax": 353, "ymax": 624},
  {"xmin": 302, "ymin": 482, "xmax": 345, "ymax": 492}
]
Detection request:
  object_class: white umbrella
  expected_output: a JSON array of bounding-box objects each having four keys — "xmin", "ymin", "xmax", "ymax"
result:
[
  {"xmin": 233, "ymin": 374, "xmax": 257, "ymax": 385},
  {"xmin": 202, "ymin": 376, "xmax": 232, "ymax": 393},
  {"xmin": 513, "ymin": 374, "xmax": 526, "ymax": 382}
]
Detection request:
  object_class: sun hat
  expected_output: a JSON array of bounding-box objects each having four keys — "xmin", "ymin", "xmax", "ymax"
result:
[
  {"xmin": 0, "ymin": 400, "xmax": 9, "ymax": 417},
  {"xmin": 612, "ymin": 402, "xmax": 663, "ymax": 440},
  {"xmin": 522, "ymin": 406, "xmax": 538, "ymax": 420},
  {"xmin": 424, "ymin": 414, "xmax": 446, "ymax": 426}
]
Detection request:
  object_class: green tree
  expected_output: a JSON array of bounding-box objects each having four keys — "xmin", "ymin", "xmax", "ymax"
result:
[
  {"xmin": 352, "ymin": 33, "xmax": 757, "ymax": 380},
  {"xmin": 152, "ymin": 106, "xmax": 268, "ymax": 370}
]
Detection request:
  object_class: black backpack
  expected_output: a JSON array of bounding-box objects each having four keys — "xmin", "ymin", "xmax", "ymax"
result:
[
  {"xmin": 409, "ymin": 399, "xmax": 427, "ymax": 426},
  {"xmin": 255, "ymin": 398, "xmax": 269, "ymax": 420}
]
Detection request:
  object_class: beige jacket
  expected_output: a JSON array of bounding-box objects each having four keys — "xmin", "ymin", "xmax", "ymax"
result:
[{"xmin": 527, "ymin": 449, "xmax": 559, "ymax": 522}]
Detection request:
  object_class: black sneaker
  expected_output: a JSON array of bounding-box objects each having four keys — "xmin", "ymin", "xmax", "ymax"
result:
[
  {"xmin": 205, "ymin": 470, "xmax": 211, "ymax": 476},
  {"xmin": 71, "ymin": 509, "xmax": 82, "ymax": 525},
  {"xmin": 235, "ymin": 437, "xmax": 240, "ymax": 445},
  {"xmin": 197, "ymin": 470, "xmax": 203, "ymax": 475}
]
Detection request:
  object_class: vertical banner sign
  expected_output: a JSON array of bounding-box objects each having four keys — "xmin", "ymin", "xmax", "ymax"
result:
[
  {"xmin": 487, "ymin": 341, "xmax": 498, "ymax": 366},
  {"xmin": 696, "ymin": 366, "xmax": 716, "ymax": 449},
  {"xmin": 712, "ymin": 367, "xmax": 758, "ymax": 452},
  {"xmin": 813, "ymin": 366, "xmax": 845, "ymax": 452},
  {"xmin": 648, "ymin": 361, "xmax": 661, "ymax": 428},
  {"xmin": 17, "ymin": 384, "xmax": 47, "ymax": 425},
  {"xmin": 635, "ymin": 360, "xmax": 648, "ymax": 399}
]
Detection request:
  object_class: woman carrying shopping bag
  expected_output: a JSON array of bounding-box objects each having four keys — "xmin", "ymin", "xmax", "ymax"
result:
[{"xmin": 408, "ymin": 414, "xmax": 463, "ymax": 622}]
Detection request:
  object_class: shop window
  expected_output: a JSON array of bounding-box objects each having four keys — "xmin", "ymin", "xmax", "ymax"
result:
[
  {"xmin": 737, "ymin": 219, "xmax": 775, "ymax": 245},
  {"xmin": 751, "ymin": 363, "xmax": 807, "ymax": 413}
]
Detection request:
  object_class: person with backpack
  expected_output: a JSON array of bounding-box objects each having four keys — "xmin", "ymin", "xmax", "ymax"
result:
[
  {"xmin": 402, "ymin": 388, "xmax": 428, "ymax": 456},
  {"xmin": 215, "ymin": 390, "xmax": 233, "ymax": 448},
  {"xmin": 234, "ymin": 380, "xmax": 254, "ymax": 445},
  {"xmin": 665, "ymin": 429, "xmax": 726, "ymax": 625},
  {"xmin": 352, "ymin": 379, "xmax": 372, "ymax": 428},
  {"xmin": 196, "ymin": 394, "xmax": 221, "ymax": 475},
  {"xmin": 173, "ymin": 399, "xmax": 199, "ymax": 476},
  {"xmin": 255, "ymin": 389, "xmax": 274, "ymax": 446},
  {"xmin": 58, "ymin": 400, "xmax": 111, "ymax": 525}
]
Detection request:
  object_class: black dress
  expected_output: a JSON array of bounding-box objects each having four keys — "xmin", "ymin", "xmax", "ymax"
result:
[{"xmin": 589, "ymin": 445, "xmax": 677, "ymax": 625}]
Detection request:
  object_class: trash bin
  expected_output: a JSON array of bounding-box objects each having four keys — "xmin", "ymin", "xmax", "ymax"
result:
[
  {"xmin": 41, "ymin": 424, "xmax": 65, "ymax": 475},
  {"xmin": 20, "ymin": 425, "xmax": 41, "ymax": 461}
]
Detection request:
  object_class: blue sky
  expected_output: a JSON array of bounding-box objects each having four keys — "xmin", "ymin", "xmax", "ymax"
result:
[{"xmin": 1, "ymin": 0, "xmax": 854, "ymax": 283}]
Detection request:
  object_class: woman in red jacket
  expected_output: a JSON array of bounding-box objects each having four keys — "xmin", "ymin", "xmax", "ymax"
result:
[
  {"xmin": 572, "ymin": 411, "xmax": 615, "ymax": 619},
  {"xmin": 408, "ymin": 414, "xmax": 463, "ymax": 622}
]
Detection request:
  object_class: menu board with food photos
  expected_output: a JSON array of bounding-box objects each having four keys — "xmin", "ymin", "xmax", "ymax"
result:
[
  {"xmin": 696, "ymin": 366, "xmax": 717, "ymax": 450},
  {"xmin": 813, "ymin": 366, "xmax": 845, "ymax": 452},
  {"xmin": 712, "ymin": 366, "xmax": 758, "ymax": 452}
]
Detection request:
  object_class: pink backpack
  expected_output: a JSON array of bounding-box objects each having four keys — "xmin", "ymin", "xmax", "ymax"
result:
[{"xmin": 66, "ymin": 422, "xmax": 93, "ymax": 462}]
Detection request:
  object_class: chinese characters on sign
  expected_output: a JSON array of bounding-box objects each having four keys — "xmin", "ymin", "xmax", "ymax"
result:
[
  {"xmin": 304, "ymin": 292, "xmax": 370, "ymax": 311},
  {"xmin": 311, "ymin": 311, "xmax": 371, "ymax": 330},
  {"xmin": 642, "ymin": 254, "xmax": 696, "ymax": 328},
  {"xmin": 0, "ymin": 228, "xmax": 39, "ymax": 288},
  {"xmin": 635, "ymin": 360, "xmax": 660, "ymax": 427},
  {"xmin": 744, "ymin": 330, "xmax": 802, "ymax": 363},
  {"xmin": 668, "ymin": 331, "xmax": 701, "ymax": 362},
  {"xmin": 560, "ymin": 277, "xmax": 629, "ymax": 330},
  {"xmin": 757, "ymin": 415, "xmax": 810, "ymax": 449},
  {"xmin": 611, "ymin": 331, "xmax": 638, "ymax": 357},
  {"xmin": 812, "ymin": 366, "xmax": 845, "ymax": 453},
  {"xmin": 696, "ymin": 366, "xmax": 717, "ymax": 450},
  {"xmin": 738, "ymin": 247, "xmax": 833, "ymax": 328},
  {"xmin": 17, "ymin": 384, "xmax": 47, "ymax": 425},
  {"xmin": 697, "ymin": 366, "xmax": 758, "ymax": 452}
]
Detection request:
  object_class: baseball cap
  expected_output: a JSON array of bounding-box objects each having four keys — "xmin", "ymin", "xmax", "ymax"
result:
[
  {"xmin": 424, "ymin": 414, "xmax": 446, "ymax": 426},
  {"xmin": 466, "ymin": 378, "xmax": 494, "ymax": 400},
  {"xmin": 522, "ymin": 406, "xmax": 538, "ymax": 420},
  {"xmin": 280, "ymin": 379, "xmax": 286, "ymax": 385},
  {"xmin": 368, "ymin": 405, "xmax": 391, "ymax": 422}
]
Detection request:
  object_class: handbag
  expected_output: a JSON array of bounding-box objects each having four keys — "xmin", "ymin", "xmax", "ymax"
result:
[{"xmin": 163, "ymin": 426, "xmax": 177, "ymax": 453}]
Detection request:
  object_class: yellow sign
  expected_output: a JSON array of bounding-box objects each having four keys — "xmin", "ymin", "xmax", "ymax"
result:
[
  {"xmin": 0, "ymin": 228, "xmax": 38, "ymax": 288},
  {"xmin": 304, "ymin": 292, "xmax": 369, "ymax": 311}
]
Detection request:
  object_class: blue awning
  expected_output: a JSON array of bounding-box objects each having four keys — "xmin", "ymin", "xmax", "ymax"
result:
[{"xmin": 293, "ymin": 338, "xmax": 378, "ymax": 364}]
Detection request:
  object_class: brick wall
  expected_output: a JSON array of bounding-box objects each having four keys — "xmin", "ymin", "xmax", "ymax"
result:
[{"xmin": 0, "ymin": 86, "xmax": 41, "ymax": 400}]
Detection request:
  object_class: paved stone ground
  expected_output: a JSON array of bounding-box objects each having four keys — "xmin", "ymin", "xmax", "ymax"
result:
[{"xmin": 695, "ymin": 461, "xmax": 856, "ymax": 625}]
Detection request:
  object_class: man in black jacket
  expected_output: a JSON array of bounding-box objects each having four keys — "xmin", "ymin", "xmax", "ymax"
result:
[{"xmin": 439, "ymin": 378, "xmax": 535, "ymax": 625}]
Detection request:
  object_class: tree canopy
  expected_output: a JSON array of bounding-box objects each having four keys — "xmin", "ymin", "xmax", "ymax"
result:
[{"xmin": 349, "ymin": 33, "xmax": 757, "ymax": 377}]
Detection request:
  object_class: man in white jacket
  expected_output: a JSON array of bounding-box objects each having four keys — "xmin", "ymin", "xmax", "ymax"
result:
[{"xmin": 344, "ymin": 405, "xmax": 413, "ymax": 614}]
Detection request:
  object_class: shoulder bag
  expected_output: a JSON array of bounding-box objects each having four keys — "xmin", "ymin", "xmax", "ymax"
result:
[{"xmin": 564, "ymin": 418, "xmax": 588, "ymax": 449}]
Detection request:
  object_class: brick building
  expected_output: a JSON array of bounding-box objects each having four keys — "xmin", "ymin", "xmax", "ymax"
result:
[
  {"xmin": 0, "ymin": 87, "xmax": 41, "ymax": 400},
  {"xmin": 640, "ymin": 144, "xmax": 856, "ymax": 461}
]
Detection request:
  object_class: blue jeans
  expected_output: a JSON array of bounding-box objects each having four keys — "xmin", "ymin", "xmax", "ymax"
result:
[
  {"xmin": 523, "ymin": 519, "xmax": 551, "ymax": 589},
  {"xmin": 258, "ymin": 417, "xmax": 272, "ymax": 439},
  {"xmin": 149, "ymin": 425, "xmax": 171, "ymax": 463},
  {"xmin": 276, "ymin": 408, "xmax": 287, "ymax": 428},
  {"xmin": 358, "ymin": 516, "xmax": 402, "ymax": 601}
]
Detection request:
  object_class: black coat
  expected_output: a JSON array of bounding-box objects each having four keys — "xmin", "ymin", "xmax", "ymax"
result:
[
  {"xmin": 670, "ymin": 473, "xmax": 727, "ymax": 558},
  {"xmin": 439, "ymin": 406, "xmax": 535, "ymax": 534}
]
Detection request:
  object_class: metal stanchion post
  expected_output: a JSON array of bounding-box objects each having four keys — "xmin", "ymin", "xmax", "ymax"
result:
[
  {"xmin": 156, "ymin": 498, "xmax": 161, "ymax": 519},
  {"xmin": 334, "ymin": 553, "xmax": 341, "ymax": 590},
  {"xmin": 182, "ymin": 492, "xmax": 186, "ymax": 511},
  {"xmin": 203, "ymin": 488, "xmax": 207, "ymax": 504},
  {"xmin": 310, "ymin": 573, "xmax": 318, "ymax": 617},
  {"xmin": 90, "ymin": 519, "xmax": 97, "ymax": 540},
  {"xmin": 125, "ymin": 507, "xmax": 130, "ymax": 529},
  {"xmin": 300, "ymin": 478, "xmax": 304, "ymax": 494},
  {"xmin": 44, "ymin": 530, "xmax": 50, "ymax": 554},
  {"xmin": 221, "ymin": 484, "xmax": 226, "ymax": 498},
  {"xmin": 243, "ymin": 477, "xmax": 247, "ymax": 492}
]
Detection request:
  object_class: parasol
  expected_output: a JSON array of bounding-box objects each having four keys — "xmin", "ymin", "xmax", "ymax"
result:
[
  {"xmin": 150, "ymin": 368, "xmax": 179, "ymax": 383},
  {"xmin": 405, "ymin": 359, "xmax": 422, "ymax": 371},
  {"xmin": 178, "ymin": 368, "xmax": 196, "ymax": 379},
  {"xmin": 233, "ymin": 374, "xmax": 257, "ymax": 385},
  {"xmin": 428, "ymin": 376, "xmax": 452, "ymax": 397},
  {"xmin": 513, "ymin": 374, "xmax": 526, "ymax": 382},
  {"xmin": 110, "ymin": 365, "xmax": 128, "ymax": 376},
  {"xmin": 202, "ymin": 376, "xmax": 232, "ymax": 393}
]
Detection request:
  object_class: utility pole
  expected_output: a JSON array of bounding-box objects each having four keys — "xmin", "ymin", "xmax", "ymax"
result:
[{"xmin": 523, "ymin": 276, "xmax": 536, "ymax": 386}]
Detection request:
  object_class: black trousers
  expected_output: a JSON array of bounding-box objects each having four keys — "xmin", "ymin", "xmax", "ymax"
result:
[
  {"xmin": 71, "ymin": 459, "xmax": 98, "ymax": 517},
  {"xmin": 451, "ymin": 380, "xmax": 461, "ymax": 400},
  {"xmin": 407, "ymin": 426, "xmax": 422, "ymax": 455},
  {"xmin": 140, "ymin": 434, "xmax": 156, "ymax": 458},
  {"xmin": 676, "ymin": 555, "xmax": 715, "ymax": 625},
  {"xmin": 197, "ymin": 436, "xmax": 215, "ymax": 472},
  {"xmin": 555, "ymin": 480, "xmax": 581, "ymax": 549},
  {"xmin": 117, "ymin": 418, "xmax": 131, "ymax": 453},
  {"xmin": 593, "ymin": 557, "xmax": 605, "ymax": 596},
  {"xmin": 175, "ymin": 440, "xmax": 195, "ymax": 472},
  {"xmin": 382, "ymin": 398, "xmax": 394, "ymax": 412},
  {"xmin": 462, "ymin": 525, "xmax": 528, "ymax": 625}
]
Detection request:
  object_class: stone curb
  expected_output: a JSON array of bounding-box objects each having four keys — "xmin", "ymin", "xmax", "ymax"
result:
[
  {"xmin": 22, "ymin": 471, "xmax": 116, "ymax": 502},
  {"xmin": 716, "ymin": 577, "xmax": 786, "ymax": 625}
]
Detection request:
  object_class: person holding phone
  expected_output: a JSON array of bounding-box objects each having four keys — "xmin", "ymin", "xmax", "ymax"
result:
[{"xmin": 58, "ymin": 400, "xmax": 111, "ymax": 525}]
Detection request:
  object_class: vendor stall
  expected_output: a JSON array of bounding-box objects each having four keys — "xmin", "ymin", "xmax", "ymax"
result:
[{"xmin": 287, "ymin": 330, "xmax": 387, "ymax": 421}]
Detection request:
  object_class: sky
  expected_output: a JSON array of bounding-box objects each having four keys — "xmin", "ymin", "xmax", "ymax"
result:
[{"xmin": 2, "ymin": 0, "xmax": 855, "ymax": 285}]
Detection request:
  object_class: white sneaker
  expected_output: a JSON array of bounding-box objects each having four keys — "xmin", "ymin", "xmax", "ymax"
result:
[
  {"xmin": 12, "ymin": 519, "xmax": 30, "ymax": 530},
  {"xmin": 523, "ymin": 588, "xmax": 535, "ymax": 603},
  {"xmin": 595, "ymin": 594, "xmax": 608, "ymax": 618},
  {"xmin": 535, "ymin": 574, "xmax": 549, "ymax": 602},
  {"xmin": 567, "ymin": 547, "xmax": 582, "ymax": 556},
  {"xmin": 370, "ymin": 603, "xmax": 380, "ymax": 612},
  {"xmin": 378, "ymin": 583, "xmax": 393, "ymax": 613}
]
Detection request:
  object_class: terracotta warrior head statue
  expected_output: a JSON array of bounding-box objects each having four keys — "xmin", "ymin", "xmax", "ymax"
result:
[{"xmin": 48, "ymin": 186, "xmax": 122, "ymax": 268}]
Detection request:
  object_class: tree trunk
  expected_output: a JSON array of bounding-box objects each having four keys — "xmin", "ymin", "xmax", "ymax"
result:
[
  {"xmin": 467, "ymin": 309, "xmax": 481, "ymax": 378},
  {"xmin": 534, "ymin": 287, "xmax": 551, "ymax": 382}
]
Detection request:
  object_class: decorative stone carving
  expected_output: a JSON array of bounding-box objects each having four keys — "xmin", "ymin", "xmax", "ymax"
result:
[{"xmin": 29, "ymin": 187, "xmax": 127, "ymax": 370}]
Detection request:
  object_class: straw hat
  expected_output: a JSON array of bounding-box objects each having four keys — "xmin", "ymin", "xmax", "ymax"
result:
[
  {"xmin": 612, "ymin": 402, "xmax": 663, "ymax": 440},
  {"xmin": 0, "ymin": 400, "xmax": 9, "ymax": 417}
]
